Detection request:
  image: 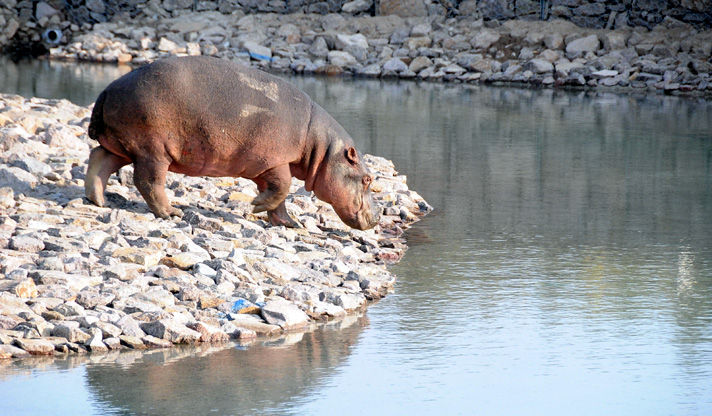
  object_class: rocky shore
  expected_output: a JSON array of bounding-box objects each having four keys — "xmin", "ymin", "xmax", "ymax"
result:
[
  {"xmin": 37, "ymin": 10, "xmax": 712, "ymax": 96},
  {"xmin": 0, "ymin": 94, "xmax": 431, "ymax": 358}
]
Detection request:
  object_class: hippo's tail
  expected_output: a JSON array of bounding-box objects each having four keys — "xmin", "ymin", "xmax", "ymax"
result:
[{"xmin": 88, "ymin": 90, "xmax": 107, "ymax": 141}]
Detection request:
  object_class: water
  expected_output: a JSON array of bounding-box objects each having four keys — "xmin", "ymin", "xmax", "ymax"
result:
[{"xmin": 1, "ymin": 58, "xmax": 711, "ymax": 415}]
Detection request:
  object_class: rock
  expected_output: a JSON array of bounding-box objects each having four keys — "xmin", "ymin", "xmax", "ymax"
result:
[
  {"xmin": 103, "ymin": 337, "xmax": 122, "ymax": 350},
  {"xmin": 382, "ymin": 57, "xmax": 408, "ymax": 74},
  {"xmin": 328, "ymin": 51, "xmax": 358, "ymax": 67},
  {"xmin": 141, "ymin": 334, "xmax": 173, "ymax": 348},
  {"xmin": 308, "ymin": 37, "xmax": 329, "ymax": 58},
  {"xmin": 261, "ymin": 298, "xmax": 309, "ymax": 330},
  {"xmin": 243, "ymin": 42, "xmax": 272, "ymax": 61},
  {"xmin": 566, "ymin": 35, "xmax": 600, "ymax": 56},
  {"xmin": 4, "ymin": 18, "xmax": 20, "ymax": 39},
  {"xmin": 478, "ymin": 0, "xmax": 515, "ymax": 19},
  {"xmin": 378, "ymin": 0, "xmax": 427, "ymax": 17},
  {"xmin": 85, "ymin": 328, "xmax": 108, "ymax": 352},
  {"xmin": 140, "ymin": 319, "xmax": 201, "ymax": 343},
  {"xmin": 161, "ymin": 252, "xmax": 208, "ymax": 270},
  {"xmin": 115, "ymin": 315, "xmax": 146, "ymax": 338},
  {"xmin": 53, "ymin": 301, "xmax": 85, "ymax": 317},
  {"xmin": 43, "ymin": 125, "xmax": 88, "ymax": 151},
  {"xmin": 342, "ymin": 0, "xmax": 372, "ymax": 14},
  {"xmin": 0, "ymin": 344, "xmax": 31, "ymax": 358},
  {"xmin": 158, "ymin": 37, "xmax": 179, "ymax": 52},
  {"xmin": 221, "ymin": 322, "xmax": 257, "ymax": 339},
  {"xmin": 91, "ymin": 321, "xmax": 122, "ymax": 338},
  {"xmin": 228, "ymin": 314, "xmax": 281, "ymax": 336},
  {"xmin": 544, "ymin": 33, "xmax": 564, "ymax": 50},
  {"xmin": 405, "ymin": 36, "xmax": 431, "ymax": 50},
  {"xmin": 119, "ymin": 335, "xmax": 145, "ymax": 349},
  {"xmin": 592, "ymin": 69, "xmax": 618, "ymax": 78},
  {"xmin": 335, "ymin": 33, "xmax": 369, "ymax": 50},
  {"xmin": 526, "ymin": 59, "xmax": 554, "ymax": 74},
  {"xmin": 52, "ymin": 323, "xmax": 91, "ymax": 343},
  {"xmin": 35, "ymin": 2, "xmax": 61, "ymax": 20},
  {"xmin": 0, "ymin": 187, "xmax": 14, "ymax": 209},
  {"xmin": 408, "ymin": 56, "xmax": 432, "ymax": 73},
  {"xmin": 14, "ymin": 338, "xmax": 55, "ymax": 355},
  {"xmin": 0, "ymin": 166, "xmax": 37, "ymax": 192},
  {"xmin": 473, "ymin": 29, "xmax": 500, "ymax": 50},
  {"xmin": 0, "ymin": 278, "xmax": 38, "ymax": 299},
  {"xmin": 75, "ymin": 290, "xmax": 115, "ymax": 308},
  {"xmin": 10, "ymin": 157, "xmax": 52, "ymax": 176},
  {"xmin": 602, "ymin": 32, "xmax": 627, "ymax": 51},
  {"xmin": 186, "ymin": 321, "xmax": 229, "ymax": 342}
]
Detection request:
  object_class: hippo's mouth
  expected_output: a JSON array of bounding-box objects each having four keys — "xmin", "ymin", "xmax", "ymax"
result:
[{"xmin": 345, "ymin": 197, "xmax": 380, "ymax": 230}]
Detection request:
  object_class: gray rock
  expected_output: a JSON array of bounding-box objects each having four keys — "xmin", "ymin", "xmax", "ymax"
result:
[
  {"xmin": 526, "ymin": 59, "xmax": 554, "ymax": 74},
  {"xmin": 14, "ymin": 338, "xmax": 54, "ymax": 355},
  {"xmin": 342, "ymin": 0, "xmax": 372, "ymax": 14},
  {"xmin": 185, "ymin": 321, "xmax": 229, "ymax": 342},
  {"xmin": 85, "ymin": 327, "xmax": 108, "ymax": 352},
  {"xmin": 76, "ymin": 290, "xmax": 115, "ymax": 309},
  {"xmin": 10, "ymin": 157, "xmax": 52, "ymax": 176},
  {"xmin": 472, "ymin": 29, "xmax": 500, "ymax": 50},
  {"xmin": 140, "ymin": 319, "xmax": 202, "ymax": 343},
  {"xmin": 119, "ymin": 334, "xmax": 146, "ymax": 349},
  {"xmin": 308, "ymin": 37, "xmax": 330, "ymax": 58},
  {"xmin": 0, "ymin": 166, "xmax": 37, "ymax": 192},
  {"xmin": 115, "ymin": 315, "xmax": 146, "ymax": 338},
  {"xmin": 52, "ymin": 323, "xmax": 91, "ymax": 343},
  {"xmin": 91, "ymin": 321, "xmax": 122, "ymax": 338},
  {"xmin": 566, "ymin": 35, "xmax": 600, "ymax": 56},
  {"xmin": 261, "ymin": 298, "xmax": 309, "ymax": 330},
  {"xmin": 243, "ymin": 41, "xmax": 272, "ymax": 61},
  {"xmin": 53, "ymin": 301, "xmax": 85, "ymax": 317},
  {"xmin": 0, "ymin": 344, "xmax": 31, "ymax": 358},
  {"xmin": 382, "ymin": 57, "xmax": 408, "ymax": 74}
]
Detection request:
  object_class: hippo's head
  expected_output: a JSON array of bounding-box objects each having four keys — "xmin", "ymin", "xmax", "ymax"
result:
[{"xmin": 313, "ymin": 146, "xmax": 380, "ymax": 230}]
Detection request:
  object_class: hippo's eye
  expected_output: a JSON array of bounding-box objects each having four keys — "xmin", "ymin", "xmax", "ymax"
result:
[{"xmin": 362, "ymin": 174, "xmax": 372, "ymax": 188}]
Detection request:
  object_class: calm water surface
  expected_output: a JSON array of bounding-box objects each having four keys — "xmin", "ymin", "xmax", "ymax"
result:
[{"xmin": 1, "ymin": 57, "xmax": 711, "ymax": 415}]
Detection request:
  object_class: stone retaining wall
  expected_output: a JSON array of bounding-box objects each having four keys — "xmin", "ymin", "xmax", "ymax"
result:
[{"xmin": 2, "ymin": 1, "xmax": 712, "ymax": 55}]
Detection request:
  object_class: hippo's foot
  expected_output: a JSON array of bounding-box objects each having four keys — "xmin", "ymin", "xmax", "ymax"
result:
[
  {"xmin": 267, "ymin": 202, "xmax": 301, "ymax": 228},
  {"xmin": 154, "ymin": 206, "xmax": 184, "ymax": 219}
]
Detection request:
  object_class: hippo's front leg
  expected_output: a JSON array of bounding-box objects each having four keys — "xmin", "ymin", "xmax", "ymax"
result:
[{"xmin": 251, "ymin": 165, "xmax": 301, "ymax": 228}]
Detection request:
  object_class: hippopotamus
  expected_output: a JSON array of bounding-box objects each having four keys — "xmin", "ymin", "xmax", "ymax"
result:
[{"xmin": 85, "ymin": 56, "xmax": 379, "ymax": 230}]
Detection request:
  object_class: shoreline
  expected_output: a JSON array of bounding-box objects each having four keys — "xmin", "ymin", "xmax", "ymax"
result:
[
  {"xmin": 31, "ymin": 11, "xmax": 712, "ymax": 98},
  {"xmin": 0, "ymin": 93, "xmax": 431, "ymax": 359}
]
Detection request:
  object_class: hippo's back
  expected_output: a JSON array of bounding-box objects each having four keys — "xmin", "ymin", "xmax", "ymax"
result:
[
  {"xmin": 101, "ymin": 56, "xmax": 311, "ymax": 132},
  {"xmin": 93, "ymin": 56, "xmax": 314, "ymax": 177}
]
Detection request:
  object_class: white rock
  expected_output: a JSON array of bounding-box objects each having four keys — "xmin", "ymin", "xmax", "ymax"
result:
[
  {"xmin": 566, "ymin": 35, "xmax": 600, "ymax": 56},
  {"xmin": 243, "ymin": 41, "xmax": 272, "ymax": 60},
  {"xmin": 342, "ymin": 0, "xmax": 372, "ymax": 13},
  {"xmin": 335, "ymin": 33, "xmax": 369, "ymax": 50},
  {"xmin": 328, "ymin": 50, "xmax": 358, "ymax": 67},
  {"xmin": 261, "ymin": 298, "xmax": 309, "ymax": 330}
]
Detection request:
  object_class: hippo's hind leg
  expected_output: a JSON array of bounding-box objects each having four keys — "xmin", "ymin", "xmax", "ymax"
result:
[
  {"xmin": 85, "ymin": 146, "xmax": 131, "ymax": 207},
  {"xmin": 252, "ymin": 165, "xmax": 301, "ymax": 228},
  {"xmin": 133, "ymin": 158, "xmax": 183, "ymax": 219}
]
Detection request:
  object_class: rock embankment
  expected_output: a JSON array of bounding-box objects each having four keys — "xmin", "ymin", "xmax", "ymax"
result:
[
  {"xmin": 44, "ymin": 11, "xmax": 712, "ymax": 96},
  {"xmin": 0, "ymin": 94, "xmax": 431, "ymax": 359}
]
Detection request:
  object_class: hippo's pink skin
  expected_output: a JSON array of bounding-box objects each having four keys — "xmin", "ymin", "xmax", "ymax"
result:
[{"xmin": 85, "ymin": 56, "xmax": 379, "ymax": 230}]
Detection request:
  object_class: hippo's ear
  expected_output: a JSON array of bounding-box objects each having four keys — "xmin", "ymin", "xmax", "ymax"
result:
[{"xmin": 345, "ymin": 147, "xmax": 359, "ymax": 165}]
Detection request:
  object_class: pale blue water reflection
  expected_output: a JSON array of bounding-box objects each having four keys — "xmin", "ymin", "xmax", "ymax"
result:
[{"xmin": 1, "ymin": 60, "xmax": 711, "ymax": 415}]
